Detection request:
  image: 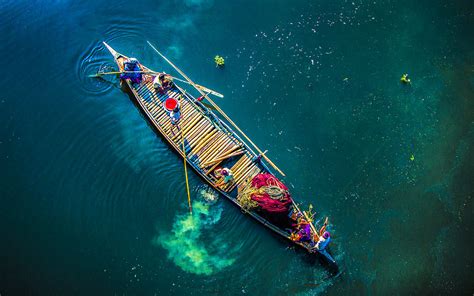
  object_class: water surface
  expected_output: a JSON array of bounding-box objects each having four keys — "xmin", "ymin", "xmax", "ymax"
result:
[{"xmin": 0, "ymin": 0, "xmax": 473, "ymax": 294}]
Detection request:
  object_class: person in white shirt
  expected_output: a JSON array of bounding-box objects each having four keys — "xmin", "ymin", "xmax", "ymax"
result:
[
  {"xmin": 316, "ymin": 231, "xmax": 331, "ymax": 250},
  {"xmin": 215, "ymin": 167, "xmax": 234, "ymax": 187}
]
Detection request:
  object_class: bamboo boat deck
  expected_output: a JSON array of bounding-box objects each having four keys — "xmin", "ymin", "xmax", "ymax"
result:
[
  {"xmin": 115, "ymin": 55, "xmax": 263, "ymax": 195},
  {"xmin": 103, "ymin": 42, "xmax": 336, "ymax": 265}
]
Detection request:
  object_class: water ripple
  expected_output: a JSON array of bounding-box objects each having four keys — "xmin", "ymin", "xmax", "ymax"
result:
[{"xmin": 76, "ymin": 41, "xmax": 116, "ymax": 96}]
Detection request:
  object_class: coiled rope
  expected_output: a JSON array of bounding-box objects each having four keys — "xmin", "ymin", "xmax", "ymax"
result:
[{"xmin": 237, "ymin": 176, "xmax": 289, "ymax": 211}]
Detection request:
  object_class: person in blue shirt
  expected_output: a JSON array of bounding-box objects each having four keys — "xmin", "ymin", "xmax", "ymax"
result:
[
  {"xmin": 170, "ymin": 107, "xmax": 181, "ymax": 126},
  {"xmin": 120, "ymin": 58, "xmax": 142, "ymax": 84}
]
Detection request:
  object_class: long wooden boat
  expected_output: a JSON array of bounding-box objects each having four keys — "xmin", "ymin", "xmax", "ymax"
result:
[{"xmin": 102, "ymin": 42, "xmax": 336, "ymax": 265}]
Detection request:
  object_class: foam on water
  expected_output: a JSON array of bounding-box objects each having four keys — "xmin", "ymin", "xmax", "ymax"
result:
[{"xmin": 153, "ymin": 199, "xmax": 236, "ymax": 275}]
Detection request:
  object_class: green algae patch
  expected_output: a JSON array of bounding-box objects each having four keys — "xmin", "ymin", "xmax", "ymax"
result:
[{"xmin": 153, "ymin": 200, "xmax": 236, "ymax": 275}]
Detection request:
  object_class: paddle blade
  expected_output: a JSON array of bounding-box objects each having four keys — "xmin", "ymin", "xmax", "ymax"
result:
[{"xmin": 195, "ymin": 85, "xmax": 224, "ymax": 98}]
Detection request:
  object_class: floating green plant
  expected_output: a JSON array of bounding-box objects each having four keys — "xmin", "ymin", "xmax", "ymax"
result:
[
  {"xmin": 400, "ymin": 73, "xmax": 411, "ymax": 84},
  {"xmin": 214, "ymin": 55, "xmax": 225, "ymax": 67}
]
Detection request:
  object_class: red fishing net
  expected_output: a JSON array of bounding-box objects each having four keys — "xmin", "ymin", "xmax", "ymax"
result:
[{"xmin": 250, "ymin": 173, "xmax": 293, "ymax": 213}]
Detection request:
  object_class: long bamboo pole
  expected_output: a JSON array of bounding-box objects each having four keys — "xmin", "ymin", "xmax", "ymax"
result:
[
  {"xmin": 202, "ymin": 146, "xmax": 243, "ymax": 167},
  {"xmin": 147, "ymin": 41, "xmax": 286, "ymax": 177},
  {"xmin": 204, "ymin": 150, "xmax": 244, "ymax": 175},
  {"xmin": 179, "ymin": 123, "xmax": 192, "ymax": 214},
  {"xmin": 91, "ymin": 70, "xmax": 224, "ymax": 98}
]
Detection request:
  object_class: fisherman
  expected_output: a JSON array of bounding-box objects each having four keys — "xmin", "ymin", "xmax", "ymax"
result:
[
  {"xmin": 163, "ymin": 97, "xmax": 181, "ymax": 135},
  {"xmin": 215, "ymin": 167, "xmax": 234, "ymax": 187},
  {"xmin": 153, "ymin": 73, "xmax": 174, "ymax": 94},
  {"xmin": 315, "ymin": 231, "xmax": 331, "ymax": 250},
  {"xmin": 169, "ymin": 106, "xmax": 181, "ymax": 126},
  {"xmin": 120, "ymin": 58, "xmax": 142, "ymax": 84},
  {"xmin": 296, "ymin": 219, "xmax": 312, "ymax": 242},
  {"xmin": 289, "ymin": 216, "xmax": 312, "ymax": 242}
]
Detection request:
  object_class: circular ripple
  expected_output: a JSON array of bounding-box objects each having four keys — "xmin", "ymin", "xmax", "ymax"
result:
[{"xmin": 76, "ymin": 41, "xmax": 117, "ymax": 96}]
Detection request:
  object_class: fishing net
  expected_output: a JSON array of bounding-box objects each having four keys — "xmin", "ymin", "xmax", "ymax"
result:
[{"xmin": 237, "ymin": 173, "xmax": 293, "ymax": 214}]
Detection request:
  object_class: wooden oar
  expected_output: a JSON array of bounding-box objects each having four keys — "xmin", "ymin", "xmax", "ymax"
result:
[
  {"xmin": 180, "ymin": 80, "xmax": 224, "ymax": 99},
  {"xmin": 89, "ymin": 71, "xmax": 224, "ymax": 98},
  {"xmin": 88, "ymin": 70, "xmax": 154, "ymax": 77},
  {"xmin": 147, "ymin": 41, "xmax": 286, "ymax": 177}
]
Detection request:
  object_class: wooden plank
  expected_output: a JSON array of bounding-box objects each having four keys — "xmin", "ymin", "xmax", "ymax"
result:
[
  {"xmin": 144, "ymin": 97, "xmax": 169, "ymax": 124},
  {"xmin": 234, "ymin": 164, "xmax": 259, "ymax": 186},
  {"xmin": 138, "ymin": 87, "xmax": 152, "ymax": 102},
  {"xmin": 200, "ymin": 140, "xmax": 234, "ymax": 165},
  {"xmin": 228, "ymin": 154, "xmax": 249, "ymax": 172},
  {"xmin": 204, "ymin": 148, "xmax": 245, "ymax": 175},
  {"xmin": 199, "ymin": 135, "xmax": 231, "ymax": 160},
  {"xmin": 147, "ymin": 100, "xmax": 164, "ymax": 116},
  {"xmin": 187, "ymin": 122, "xmax": 212, "ymax": 146},
  {"xmin": 141, "ymin": 83, "xmax": 155, "ymax": 96},
  {"xmin": 173, "ymin": 117, "xmax": 204, "ymax": 143},
  {"xmin": 202, "ymin": 137, "xmax": 236, "ymax": 163},
  {"xmin": 185, "ymin": 124, "xmax": 209, "ymax": 148},
  {"xmin": 137, "ymin": 83, "xmax": 151, "ymax": 96},
  {"xmin": 191, "ymin": 129, "xmax": 219, "ymax": 155},
  {"xmin": 231, "ymin": 165, "xmax": 259, "ymax": 190},
  {"xmin": 190, "ymin": 129, "xmax": 217, "ymax": 154},
  {"xmin": 232, "ymin": 156, "xmax": 256, "ymax": 179},
  {"xmin": 231, "ymin": 161, "xmax": 254, "ymax": 186},
  {"xmin": 145, "ymin": 91, "xmax": 166, "ymax": 114},
  {"xmin": 197, "ymin": 132, "xmax": 226, "ymax": 154},
  {"xmin": 197, "ymin": 133, "xmax": 228, "ymax": 160},
  {"xmin": 182, "ymin": 114, "xmax": 205, "ymax": 135},
  {"xmin": 229, "ymin": 155, "xmax": 252, "ymax": 178},
  {"xmin": 170, "ymin": 113, "xmax": 201, "ymax": 141},
  {"xmin": 188, "ymin": 126, "xmax": 215, "ymax": 152},
  {"xmin": 199, "ymin": 140, "xmax": 234, "ymax": 168},
  {"xmin": 171, "ymin": 112, "xmax": 202, "ymax": 141},
  {"xmin": 228, "ymin": 166, "xmax": 261, "ymax": 192},
  {"xmin": 202, "ymin": 145, "xmax": 242, "ymax": 167},
  {"xmin": 196, "ymin": 136, "xmax": 226, "ymax": 163},
  {"xmin": 183, "ymin": 118, "xmax": 209, "ymax": 144},
  {"xmin": 209, "ymin": 154, "xmax": 249, "ymax": 188},
  {"xmin": 142, "ymin": 96, "xmax": 162, "ymax": 117}
]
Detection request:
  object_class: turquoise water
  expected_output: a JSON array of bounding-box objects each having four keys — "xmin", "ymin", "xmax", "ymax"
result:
[{"xmin": 1, "ymin": 0, "xmax": 473, "ymax": 294}]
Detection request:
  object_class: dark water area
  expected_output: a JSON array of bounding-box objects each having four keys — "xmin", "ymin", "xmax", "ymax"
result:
[{"xmin": 1, "ymin": 0, "xmax": 473, "ymax": 294}]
